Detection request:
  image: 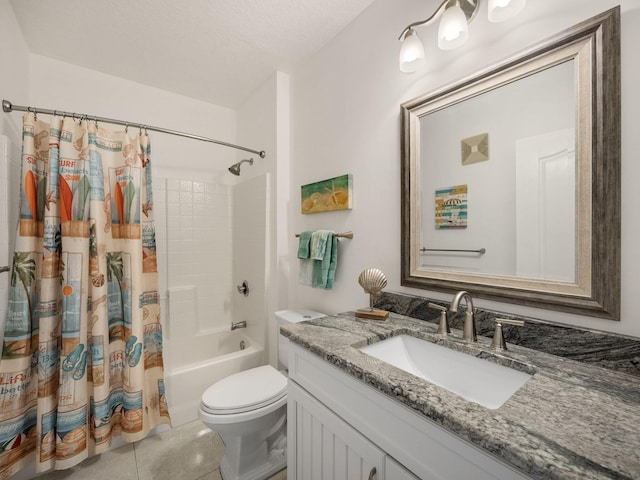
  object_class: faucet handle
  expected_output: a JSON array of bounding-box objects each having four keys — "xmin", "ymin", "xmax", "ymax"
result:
[
  {"xmin": 428, "ymin": 303, "xmax": 447, "ymax": 312},
  {"xmin": 490, "ymin": 318, "xmax": 525, "ymax": 351},
  {"xmin": 428, "ymin": 303, "xmax": 450, "ymax": 335}
]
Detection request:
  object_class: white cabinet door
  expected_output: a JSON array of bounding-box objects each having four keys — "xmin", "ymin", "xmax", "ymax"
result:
[
  {"xmin": 385, "ymin": 457, "xmax": 420, "ymax": 480},
  {"xmin": 288, "ymin": 381, "xmax": 384, "ymax": 480}
]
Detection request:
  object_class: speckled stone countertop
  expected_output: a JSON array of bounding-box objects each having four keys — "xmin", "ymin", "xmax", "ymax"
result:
[{"xmin": 281, "ymin": 312, "xmax": 640, "ymax": 480}]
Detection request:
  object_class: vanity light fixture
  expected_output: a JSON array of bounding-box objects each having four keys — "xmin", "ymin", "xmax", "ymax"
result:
[{"xmin": 398, "ymin": 0, "xmax": 526, "ymax": 73}]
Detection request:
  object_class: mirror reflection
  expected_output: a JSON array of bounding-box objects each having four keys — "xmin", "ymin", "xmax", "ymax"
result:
[{"xmin": 419, "ymin": 61, "xmax": 575, "ymax": 282}]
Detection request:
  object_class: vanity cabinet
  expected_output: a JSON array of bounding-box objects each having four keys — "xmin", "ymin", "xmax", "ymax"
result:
[
  {"xmin": 288, "ymin": 381, "xmax": 385, "ymax": 479},
  {"xmin": 287, "ymin": 343, "xmax": 532, "ymax": 480}
]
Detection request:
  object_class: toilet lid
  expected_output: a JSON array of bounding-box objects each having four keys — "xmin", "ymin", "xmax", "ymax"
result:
[{"xmin": 201, "ymin": 365, "xmax": 287, "ymax": 415}]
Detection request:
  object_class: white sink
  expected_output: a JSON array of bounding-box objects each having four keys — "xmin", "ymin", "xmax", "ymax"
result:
[{"xmin": 359, "ymin": 335, "xmax": 532, "ymax": 409}]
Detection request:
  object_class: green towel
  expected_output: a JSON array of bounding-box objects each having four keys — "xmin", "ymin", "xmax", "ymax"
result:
[
  {"xmin": 310, "ymin": 230, "xmax": 331, "ymax": 260},
  {"xmin": 298, "ymin": 231, "xmax": 339, "ymax": 289},
  {"xmin": 311, "ymin": 233, "xmax": 338, "ymax": 289},
  {"xmin": 297, "ymin": 231, "xmax": 312, "ymax": 259},
  {"xmin": 324, "ymin": 235, "xmax": 339, "ymax": 290}
]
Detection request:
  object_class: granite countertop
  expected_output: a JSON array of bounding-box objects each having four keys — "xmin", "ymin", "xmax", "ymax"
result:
[{"xmin": 281, "ymin": 312, "xmax": 640, "ymax": 480}]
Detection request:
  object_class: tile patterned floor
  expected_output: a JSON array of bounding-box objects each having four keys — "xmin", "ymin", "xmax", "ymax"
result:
[{"xmin": 36, "ymin": 420, "xmax": 287, "ymax": 480}]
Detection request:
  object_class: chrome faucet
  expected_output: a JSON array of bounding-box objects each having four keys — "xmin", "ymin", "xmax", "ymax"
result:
[
  {"xmin": 449, "ymin": 291, "xmax": 477, "ymax": 342},
  {"xmin": 231, "ymin": 321, "xmax": 247, "ymax": 331}
]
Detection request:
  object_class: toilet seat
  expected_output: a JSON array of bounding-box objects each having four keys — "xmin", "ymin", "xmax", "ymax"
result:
[{"xmin": 201, "ymin": 365, "xmax": 287, "ymax": 415}]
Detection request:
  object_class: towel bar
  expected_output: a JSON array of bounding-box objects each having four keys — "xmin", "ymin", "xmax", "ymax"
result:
[
  {"xmin": 420, "ymin": 247, "xmax": 485, "ymax": 254},
  {"xmin": 295, "ymin": 231, "xmax": 353, "ymax": 239}
]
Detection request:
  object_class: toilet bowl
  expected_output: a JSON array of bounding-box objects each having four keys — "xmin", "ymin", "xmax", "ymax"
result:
[
  {"xmin": 199, "ymin": 365, "xmax": 288, "ymax": 480},
  {"xmin": 199, "ymin": 309, "xmax": 326, "ymax": 480}
]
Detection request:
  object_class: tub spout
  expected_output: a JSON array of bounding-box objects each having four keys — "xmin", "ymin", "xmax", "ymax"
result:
[{"xmin": 231, "ymin": 321, "xmax": 247, "ymax": 331}]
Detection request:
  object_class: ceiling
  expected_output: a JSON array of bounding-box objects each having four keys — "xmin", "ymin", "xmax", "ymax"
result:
[{"xmin": 9, "ymin": 0, "xmax": 375, "ymax": 109}]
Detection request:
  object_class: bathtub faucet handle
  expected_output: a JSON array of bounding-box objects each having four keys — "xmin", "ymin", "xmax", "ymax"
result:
[
  {"xmin": 237, "ymin": 281, "xmax": 249, "ymax": 296},
  {"xmin": 231, "ymin": 321, "xmax": 247, "ymax": 331}
]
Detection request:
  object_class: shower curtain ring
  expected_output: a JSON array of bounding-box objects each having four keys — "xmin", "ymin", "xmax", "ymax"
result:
[{"xmin": 125, "ymin": 123, "xmax": 129, "ymax": 133}]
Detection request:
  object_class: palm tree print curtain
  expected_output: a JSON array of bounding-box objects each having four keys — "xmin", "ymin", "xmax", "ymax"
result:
[{"xmin": 0, "ymin": 113, "xmax": 170, "ymax": 477}]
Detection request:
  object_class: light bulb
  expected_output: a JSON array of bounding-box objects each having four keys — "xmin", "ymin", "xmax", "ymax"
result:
[
  {"xmin": 438, "ymin": 3, "xmax": 469, "ymax": 50},
  {"xmin": 399, "ymin": 29, "xmax": 425, "ymax": 73},
  {"xmin": 488, "ymin": 0, "xmax": 526, "ymax": 22}
]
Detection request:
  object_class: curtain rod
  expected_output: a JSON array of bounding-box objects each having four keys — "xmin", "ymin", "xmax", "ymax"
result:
[{"xmin": 2, "ymin": 99, "xmax": 266, "ymax": 158}]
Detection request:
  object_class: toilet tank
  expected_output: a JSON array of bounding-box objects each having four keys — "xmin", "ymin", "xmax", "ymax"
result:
[{"xmin": 276, "ymin": 309, "xmax": 326, "ymax": 370}]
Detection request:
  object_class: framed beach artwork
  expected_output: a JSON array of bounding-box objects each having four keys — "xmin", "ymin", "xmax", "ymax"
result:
[
  {"xmin": 435, "ymin": 184, "xmax": 467, "ymax": 229},
  {"xmin": 301, "ymin": 174, "xmax": 353, "ymax": 214}
]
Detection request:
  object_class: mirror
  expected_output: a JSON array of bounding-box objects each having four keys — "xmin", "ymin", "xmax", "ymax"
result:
[{"xmin": 401, "ymin": 8, "xmax": 620, "ymax": 320}]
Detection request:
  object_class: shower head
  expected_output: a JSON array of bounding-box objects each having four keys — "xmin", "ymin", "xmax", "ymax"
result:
[{"xmin": 228, "ymin": 158, "xmax": 254, "ymax": 176}]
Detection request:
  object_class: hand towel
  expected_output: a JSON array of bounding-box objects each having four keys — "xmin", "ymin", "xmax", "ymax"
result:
[
  {"xmin": 310, "ymin": 230, "xmax": 332, "ymax": 260},
  {"xmin": 297, "ymin": 231, "xmax": 312, "ymax": 259},
  {"xmin": 311, "ymin": 238, "xmax": 330, "ymax": 288},
  {"xmin": 312, "ymin": 233, "xmax": 337, "ymax": 289},
  {"xmin": 324, "ymin": 235, "xmax": 339, "ymax": 290},
  {"xmin": 298, "ymin": 256, "xmax": 315, "ymax": 286}
]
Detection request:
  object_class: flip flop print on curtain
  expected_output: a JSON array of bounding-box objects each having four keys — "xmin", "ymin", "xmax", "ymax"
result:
[{"xmin": 0, "ymin": 113, "xmax": 171, "ymax": 479}]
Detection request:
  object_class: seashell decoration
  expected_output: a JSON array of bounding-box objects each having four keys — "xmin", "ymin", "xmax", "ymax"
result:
[
  {"xmin": 358, "ymin": 268, "xmax": 387, "ymax": 296},
  {"xmin": 356, "ymin": 268, "xmax": 389, "ymax": 320}
]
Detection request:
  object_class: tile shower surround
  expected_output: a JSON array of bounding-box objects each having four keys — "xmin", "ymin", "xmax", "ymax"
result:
[
  {"xmin": 0, "ymin": 135, "xmax": 20, "ymax": 341},
  {"xmin": 154, "ymin": 177, "xmax": 234, "ymax": 338},
  {"xmin": 374, "ymin": 291, "xmax": 640, "ymax": 378},
  {"xmin": 0, "ymin": 137, "xmax": 9, "ymax": 337}
]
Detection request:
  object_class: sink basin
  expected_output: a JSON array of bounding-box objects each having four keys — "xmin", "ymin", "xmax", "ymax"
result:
[{"xmin": 359, "ymin": 335, "xmax": 532, "ymax": 409}]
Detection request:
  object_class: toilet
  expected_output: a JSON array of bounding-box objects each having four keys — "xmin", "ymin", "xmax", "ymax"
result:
[{"xmin": 199, "ymin": 309, "xmax": 326, "ymax": 480}]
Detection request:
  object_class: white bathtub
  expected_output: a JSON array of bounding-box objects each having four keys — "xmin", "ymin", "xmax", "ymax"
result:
[{"xmin": 165, "ymin": 330, "xmax": 264, "ymax": 426}]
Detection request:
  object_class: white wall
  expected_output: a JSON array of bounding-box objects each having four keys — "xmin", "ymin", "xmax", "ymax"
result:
[
  {"xmin": 289, "ymin": 0, "xmax": 640, "ymax": 338},
  {"xmin": 28, "ymin": 55, "xmax": 238, "ymax": 179},
  {"xmin": 237, "ymin": 71, "xmax": 290, "ymax": 367}
]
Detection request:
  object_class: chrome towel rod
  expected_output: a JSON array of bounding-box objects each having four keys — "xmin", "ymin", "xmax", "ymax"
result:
[
  {"xmin": 421, "ymin": 247, "xmax": 486, "ymax": 254},
  {"xmin": 2, "ymin": 99, "xmax": 266, "ymax": 158},
  {"xmin": 295, "ymin": 231, "xmax": 354, "ymax": 239}
]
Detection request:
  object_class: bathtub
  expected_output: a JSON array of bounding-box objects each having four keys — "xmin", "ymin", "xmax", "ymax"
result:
[{"xmin": 165, "ymin": 329, "xmax": 264, "ymax": 426}]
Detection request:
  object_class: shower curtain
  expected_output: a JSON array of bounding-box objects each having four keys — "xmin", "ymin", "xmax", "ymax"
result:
[{"xmin": 0, "ymin": 113, "xmax": 170, "ymax": 477}]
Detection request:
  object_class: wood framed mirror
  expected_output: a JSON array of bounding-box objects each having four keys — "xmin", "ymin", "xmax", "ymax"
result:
[{"xmin": 400, "ymin": 7, "xmax": 620, "ymax": 320}]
